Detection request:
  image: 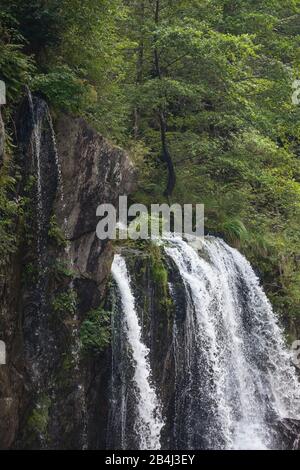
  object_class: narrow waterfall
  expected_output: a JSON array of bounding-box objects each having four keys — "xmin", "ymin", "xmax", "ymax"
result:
[
  {"xmin": 26, "ymin": 92, "xmax": 60, "ymax": 382},
  {"xmin": 164, "ymin": 235, "xmax": 300, "ymax": 450},
  {"xmin": 25, "ymin": 93, "xmax": 88, "ymax": 449},
  {"xmin": 110, "ymin": 255, "xmax": 164, "ymax": 450},
  {"xmin": 27, "ymin": 91, "xmax": 47, "ymax": 269}
]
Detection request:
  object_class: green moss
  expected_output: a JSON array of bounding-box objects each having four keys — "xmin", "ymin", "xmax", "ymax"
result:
[
  {"xmin": 152, "ymin": 263, "xmax": 168, "ymax": 289},
  {"xmin": 62, "ymin": 353, "xmax": 73, "ymax": 371},
  {"xmin": 149, "ymin": 244, "xmax": 169, "ymax": 297},
  {"xmin": 48, "ymin": 215, "xmax": 67, "ymax": 248},
  {"xmin": 27, "ymin": 395, "xmax": 51, "ymax": 436},
  {"xmin": 0, "ymin": 164, "xmax": 19, "ymax": 266},
  {"xmin": 50, "ymin": 260, "xmax": 76, "ymax": 282},
  {"xmin": 80, "ymin": 307, "xmax": 111, "ymax": 354},
  {"xmin": 22, "ymin": 262, "xmax": 39, "ymax": 284},
  {"xmin": 52, "ymin": 289, "xmax": 77, "ymax": 316},
  {"xmin": 55, "ymin": 353, "xmax": 74, "ymax": 389}
]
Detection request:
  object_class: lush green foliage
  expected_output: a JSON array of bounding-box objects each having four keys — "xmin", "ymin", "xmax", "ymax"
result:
[
  {"xmin": 52, "ymin": 289, "xmax": 77, "ymax": 316},
  {"xmin": 0, "ymin": 168, "xmax": 18, "ymax": 266},
  {"xmin": 27, "ymin": 394, "xmax": 51, "ymax": 436},
  {"xmin": 0, "ymin": 9, "xmax": 34, "ymax": 103},
  {"xmin": 80, "ymin": 307, "xmax": 111, "ymax": 353},
  {"xmin": 0, "ymin": 0, "xmax": 300, "ymax": 320},
  {"xmin": 0, "ymin": 0, "xmax": 129, "ymax": 137},
  {"xmin": 48, "ymin": 215, "xmax": 67, "ymax": 248},
  {"xmin": 125, "ymin": 0, "xmax": 300, "ymax": 320},
  {"xmin": 149, "ymin": 243, "xmax": 168, "ymax": 296}
]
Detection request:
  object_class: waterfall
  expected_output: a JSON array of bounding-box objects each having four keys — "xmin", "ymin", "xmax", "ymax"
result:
[
  {"xmin": 27, "ymin": 91, "xmax": 47, "ymax": 269},
  {"xmin": 26, "ymin": 92, "xmax": 60, "ymax": 382},
  {"xmin": 26, "ymin": 92, "xmax": 88, "ymax": 449},
  {"xmin": 111, "ymin": 255, "xmax": 164, "ymax": 450},
  {"xmin": 164, "ymin": 234, "xmax": 300, "ymax": 450}
]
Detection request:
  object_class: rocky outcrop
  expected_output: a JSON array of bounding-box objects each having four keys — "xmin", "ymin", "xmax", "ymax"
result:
[
  {"xmin": 55, "ymin": 114, "xmax": 135, "ymax": 292},
  {"xmin": 0, "ymin": 93, "xmax": 135, "ymax": 449},
  {"xmin": 52, "ymin": 114, "xmax": 136, "ymax": 449}
]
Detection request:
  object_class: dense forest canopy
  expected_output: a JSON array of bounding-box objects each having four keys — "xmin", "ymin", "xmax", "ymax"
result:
[{"xmin": 0, "ymin": 0, "xmax": 300, "ymax": 327}]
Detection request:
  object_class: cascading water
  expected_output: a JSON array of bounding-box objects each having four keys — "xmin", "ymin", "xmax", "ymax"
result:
[
  {"xmin": 26, "ymin": 92, "xmax": 60, "ymax": 384},
  {"xmin": 24, "ymin": 92, "xmax": 61, "ymax": 447},
  {"xmin": 109, "ymin": 234, "xmax": 300, "ymax": 450},
  {"xmin": 110, "ymin": 255, "xmax": 164, "ymax": 450},
  {"xmin": 26, "ymin": 92, "xmax": 88, "ymax": 449},
  {"xmin": 163, "ymin": 234, "xmax": 300, "ymax": 450},
  {"xmin": 27, "ymin": 91, "xmax": 47, "ymax": 273}
]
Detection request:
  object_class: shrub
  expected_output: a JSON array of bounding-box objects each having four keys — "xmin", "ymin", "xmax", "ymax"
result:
[
  {"xmin": 52, "ymin": 289, "xmax": 77, "ymax": 316},
  {"xmin": 80, "ymin": 308, "xmax": 111, "ymax": 353},
  {"xmin": 32, "ymin": 66, "xmax": 97, "ymax": 113}
]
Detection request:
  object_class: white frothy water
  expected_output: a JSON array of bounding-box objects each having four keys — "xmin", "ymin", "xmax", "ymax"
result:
[
  {"xmin": 111, "ymin": 255, "xmax": 164, "ymax": 450},
  {"xmin": 164, "ymin": 234, "xmax": 300, "ymax": 450},
  {"xmin": 28, "ymin": 91, "xmax": 45, "ymax": 265}
]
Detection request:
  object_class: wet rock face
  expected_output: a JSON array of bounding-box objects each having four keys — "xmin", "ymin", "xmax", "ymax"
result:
[
  {"xmin": 55, "ymin": 115, "xmax": 136, "ymax": 291},
  {"xmin": 0, "ymin": 107, "xmax": 23, "ymax": 449},
  {"xmin": 274, "ymin": 419, "xmax": 300, "ymax": 449},
  {"xmin": 51, "ymin": 115, "xmax": 135, "ymax": 450},
  {"xmin": 108, "ymin": 249, "xmax": 183, "ymax": 450},
  {"xmin": 0, "ymin": 256, "xmax": 23, "ymax": 450},
  {"xmin": 0, "ymin": 108, "xmax": 4, "ymax": 167},
  {"xmin": 0, "ymin": 95, "xmax": 136, "ymax": 449}
]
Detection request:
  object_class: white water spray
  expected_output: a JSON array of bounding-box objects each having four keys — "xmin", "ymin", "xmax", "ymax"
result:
[
  {"xmin": 111, "ymin": 255, "xmax": 164, "ymax": 450},
  {"xmin": 164, "ymin": 234, "xmax": 300, "ymax": 449}
]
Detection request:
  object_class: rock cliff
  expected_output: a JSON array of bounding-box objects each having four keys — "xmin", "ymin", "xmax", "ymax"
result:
[{"xmin": 0, "ymin": 93, "xmax": 135, "ymax": 449}]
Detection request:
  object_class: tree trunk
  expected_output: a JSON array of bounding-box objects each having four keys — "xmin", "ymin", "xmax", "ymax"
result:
[
  {"xmin": 158, "ymin": 111, "xmax": 176, "ymax": 197},
  {"xmin": 134, "ymin": 0, "xmax": 145, "ymax": 139},
  {"xmin": 153, "ymin": 0, "xmax": 176, "ymax": 197}
]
